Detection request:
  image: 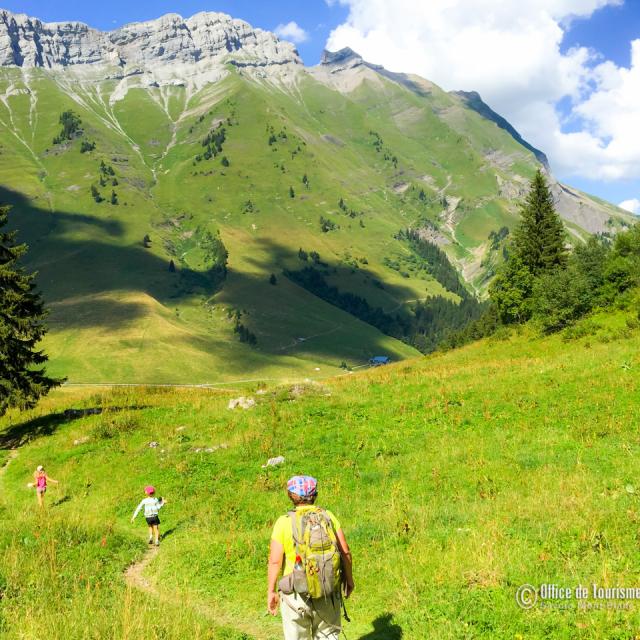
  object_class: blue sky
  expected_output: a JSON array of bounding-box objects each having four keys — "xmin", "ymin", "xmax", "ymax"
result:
[
  {"xmin": 5, "ymin": 1, "xmax": 635, "ymax": 72},
  {"xmin": 559, "ymin": 2, "xmax": 640, "ymax": 205},
  {"xmin": 561, "ymin": 2, "xmax": 639, "ymax": 69},
  {"xmin": 2, "ymin": 1, "xmax": 639, "ymax": 210}
]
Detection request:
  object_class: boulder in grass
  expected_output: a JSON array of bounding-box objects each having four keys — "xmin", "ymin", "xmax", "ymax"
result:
[
  {"xmin": 193, "ymin": 443, "xmax": 228, "ymax": 454},
  {"xmin": 228, "ymin": 397, "xmax": 256, "ymax": 410},
  {"xmin": 262, "ymin": 455, "xmax": 285, "ymax": 468}
]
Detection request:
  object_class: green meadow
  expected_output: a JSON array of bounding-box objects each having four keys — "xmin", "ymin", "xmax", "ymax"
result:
[{"xmin": 1, "ymin": 307, "xmax": 639, "ymax": 639}]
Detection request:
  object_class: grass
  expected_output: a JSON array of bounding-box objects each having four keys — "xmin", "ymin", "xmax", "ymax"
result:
[{"xmin": 1, "ymin": 307, "xmax": 640, "ymax": 638}]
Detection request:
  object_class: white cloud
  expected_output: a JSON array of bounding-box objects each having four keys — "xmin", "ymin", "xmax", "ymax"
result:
[
  {"xmin": 326, "ymin": 0, "xmax": 640, "ymax": 186},
  {"xmin": 619, "ymin": 198, "xmax": 640, "ymax": 214},
  {"xmin": 274, "ymin": 21, "xmax": 308, "ymax": 44}
]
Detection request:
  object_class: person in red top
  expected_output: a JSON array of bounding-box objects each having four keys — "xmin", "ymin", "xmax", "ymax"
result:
[{"xmin": 32, "ymin": 465, "xmax": 58, "ymax": 508}]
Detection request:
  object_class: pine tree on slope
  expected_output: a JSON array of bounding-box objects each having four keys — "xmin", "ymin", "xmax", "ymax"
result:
[
  {"xmin": 0, "ymin": 205, "xmax": 62, "ymax": 416},
  {"xmin": 490, "ymin": 170, "xmax": 567, "ymax": 324},
  {"xmin": 513, "ymin": 169, "xmax": 567, "ymax": 276}
]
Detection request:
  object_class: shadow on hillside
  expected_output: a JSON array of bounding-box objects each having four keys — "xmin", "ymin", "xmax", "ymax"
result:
[
  {"xmin": 0, "ymin": 412, "xmax": 71, "ymax": 449},
  {"xmin": 0, "ymin": 406, "xmax": 146, "ymax": 449},
  {"xmin": 358, "ymin": 613, "xmax": 403, "ymax": 639},
  {"xmin": 214, "ymin": 237, "xmax": 420, "ymax": 363},
  {"xmin": 0, "ymin": 186, "xmax": 178, "ymax": 305},
  {"xmin": 1, "ymin": 185, "xmax": 420, "ymax": 369},
  {"xmin": 241, "ymin": 237, "xmax": 418, "ymax": 313}
]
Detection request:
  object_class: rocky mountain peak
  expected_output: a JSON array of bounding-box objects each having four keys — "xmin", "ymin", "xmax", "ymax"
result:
[
  {"xmin": 320, "ymin": 47, "xmax": 365, "ymax": 70},
  {"xmin": 0, "ymin": 9, "xmax": 302, "ymax": 71}
]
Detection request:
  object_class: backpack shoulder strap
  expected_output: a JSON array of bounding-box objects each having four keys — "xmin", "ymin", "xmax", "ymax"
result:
[
  {"xmin": 315, "ymin": 507, "xmax": 338, "ymax": 534},
  {"xmin": 287, "ymin": 510, "xmax": 302, "ymax": 557}
]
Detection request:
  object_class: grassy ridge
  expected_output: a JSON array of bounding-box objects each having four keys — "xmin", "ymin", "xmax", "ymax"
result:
[{"xmin": 1, "ymin": 308, "xmax": 640, "ymax": 638}]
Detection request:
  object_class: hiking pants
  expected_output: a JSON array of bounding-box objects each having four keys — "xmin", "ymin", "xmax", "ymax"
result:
[{"xmin": 280, "ymin": 592, "xmax": 341, "ymax": 640}]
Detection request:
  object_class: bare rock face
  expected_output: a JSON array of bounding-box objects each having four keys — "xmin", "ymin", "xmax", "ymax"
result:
[
  {"xmin": 0, "ymin": 12, "xmax": 108, "ymax": 67},
  {"xmin": 551, "ymin": 180, "xmax": 620, "ymax": 235},
  {"xmin": 0, "ymin": 9, "xmax": 301, "ymax": 72},
  {"xmin": 320, "ymin": 47, "xmax": 365, "ymax": 71},
  {"xmin": 311, "ymin": 47, "xmax": 386, "ymax": 93},
  {"xmin": 186, "ymin": 12, "xmax": 297, "ymax": 68}
]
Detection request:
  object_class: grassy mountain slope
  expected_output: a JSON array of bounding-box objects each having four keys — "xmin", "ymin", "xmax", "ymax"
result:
[
  {"xmin": 0, "ymin": 64, "xmax": 633, "ymax": 381},
  {"xmin": 1, "ymin": 306, "xmax": 639, "ymax": 638}
]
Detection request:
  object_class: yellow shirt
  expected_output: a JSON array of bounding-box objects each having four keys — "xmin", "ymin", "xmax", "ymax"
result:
[{"xmin": 271, "ymin": 505, "xmax": 342, "ymax": 576}]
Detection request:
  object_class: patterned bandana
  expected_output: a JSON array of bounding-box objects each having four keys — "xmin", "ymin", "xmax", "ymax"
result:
[{"xmin": 287, "ymin": 475, "xmax": 318, "ymax": 497}]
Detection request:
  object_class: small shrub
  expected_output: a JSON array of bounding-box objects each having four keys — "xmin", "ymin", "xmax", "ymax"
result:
[
  {"xmin": 319, "ymin": 216, "xmax": 338, "ymax": 233},
  {"xmin": 90, "ymin": 184, "xmax": 103, "ymax": 203},
  {"xmin": 626, "ymin": 317, "xmax": 640, "ymax": 330},
  {"xmin": 562, "ymin": 319, "xmax": 601, "ymax": 342},
  {"xmin": 488, "ymin": 326, "xmax": 512, "ymax": 343},
  {"xmin": 80, "ymin": 140, "xmax": 96, "ymax": 153},
  {"xmin": 91, "ymin": 413, "xmax": 139, "ymax": 440},
  {"xmin": 234, "ymin": 320, "xmax": 257, "ymax": 346},
  {"xmin": 53, "ymin": 110, "xmax": 82, "ymax": 145}
]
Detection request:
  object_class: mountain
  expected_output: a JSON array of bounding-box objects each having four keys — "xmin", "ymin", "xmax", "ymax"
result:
[{"xmin": 0, "ymin": 9, "xmax": 633, "ymax": 383}]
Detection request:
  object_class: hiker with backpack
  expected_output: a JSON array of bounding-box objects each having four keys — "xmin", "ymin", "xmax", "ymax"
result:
[
  {"xmin": 131, "ymin": 486, "xmax": 166, "ymax": 546},
  {"xmin": 267, "ymin": 475, "xmax": 354, "ymax": 640}
]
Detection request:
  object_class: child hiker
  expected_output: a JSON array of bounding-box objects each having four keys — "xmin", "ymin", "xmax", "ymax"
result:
[
  {"xmin": 31, "ymin": 465, "xmax": 59, "ymax": 508},
  {"xmin": 131, "ymin": 486, "xmax": 166, "ymax": 546},
  {"xmin": 267, "ymin": 475, "xmax": 354, "ymax": 640}
]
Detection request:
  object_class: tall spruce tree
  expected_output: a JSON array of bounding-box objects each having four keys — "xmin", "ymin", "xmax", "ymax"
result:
[
  {"xmin": 490, "ymin": 170, "xmax": 567, "ymax": 324},
  {"xmin": 513, "ymin": 169, "xmax": 567, "ymax": 275},
  {"xmin": 0, "ymin": 205, "xmax": 62, "ymax": 416}
]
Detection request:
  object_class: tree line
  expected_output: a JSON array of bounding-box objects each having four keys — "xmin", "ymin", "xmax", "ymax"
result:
[
  {"xmin": 284, "ymin": 264, "xmax": 485, "ymax": 353},
  {"xmin": 445, "ymin": 169, "xmax": 640, "ymax": 347},
  {"xmin": 397, "ymin": 229, "xmax": 470, "ymax": 299}
]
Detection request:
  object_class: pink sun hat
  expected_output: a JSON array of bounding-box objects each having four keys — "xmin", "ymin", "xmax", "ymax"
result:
[{"xmin": 144, "ymin": 485, "xmax": 156, "ymax": 495}]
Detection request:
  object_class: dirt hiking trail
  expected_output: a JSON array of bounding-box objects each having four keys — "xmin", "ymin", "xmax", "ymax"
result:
[
  {"xmin": 124, "ymin": 545, "xmax": 271, "ymax": 639},
  {"xmin": 0, "ymin": 449, "xmax": 18, "ymax": 477}
]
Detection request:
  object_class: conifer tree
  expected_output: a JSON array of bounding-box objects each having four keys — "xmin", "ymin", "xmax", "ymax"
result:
[
  {"xmin": 513, "ymin": 169, "xmax": 567, "ymax": 276},
  {"xmin": 0, "ymin": 205, "xmax": 62, "ymax": 415},
  {"xmin": 490, "ymin": 170, "xmax": 567, "ymax": 324}
]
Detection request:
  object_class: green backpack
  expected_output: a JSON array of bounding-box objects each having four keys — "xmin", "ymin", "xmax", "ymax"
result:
[{"xmin": 280, "ymin": 507, "xmax": 343, "ymax": 600}]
